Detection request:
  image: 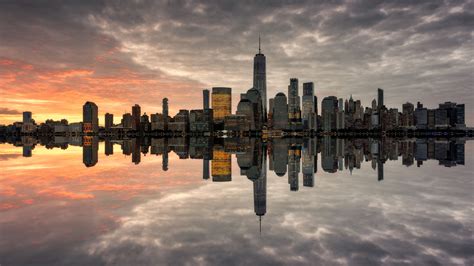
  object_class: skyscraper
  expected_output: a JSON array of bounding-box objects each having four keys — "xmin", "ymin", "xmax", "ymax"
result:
[
  {"xmin": 105, "ymin": 113, "xmax": 113, "ymax": 130},
  {"xmin": 163, "ymin": 98, "xmax": 169, "ymax": 131},
  {"xmin": 132, "ymin": 104, "xmax": 141, "ymax": 130},
  {"xmin": 337, "ymin": 98, "xmax": 345, "ymax": 129},
  {"xmin": 272, "ymin": 93, "xmax": 288, "ymax": 130},
  {"xmin": 302, "ymin": 82, "xmax": 314, "ymax": 130},
  {"xmin": 23, "ymin": 111, "xmax": 32, "ymax": 123},
  {"xmin": 83, "ymin": 101, "xmax": 98, "ymax": 133},
  {"xmin": 288, "ymin": 78, "xmax": 301, "ymax": 124},
  {"xmin": 253, "ymin": 35, "xmax": 266, "ymax": 120},
  {"xmin": 378, "ymin": 88, "xmax": 384, "ymax": 109},
  {"xmin": 203, "ymin": 89, "xmax": 210, "ymax": 109},
  {"xmin": 212, "ymin": 87, "xmax": 232, "ymax": 123},
  {"xmin": 321, "ymin": 96, "xmax": 338, "ymax": 131}
]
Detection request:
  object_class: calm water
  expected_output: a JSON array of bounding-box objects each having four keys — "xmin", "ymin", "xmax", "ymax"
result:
[{"xmin": 1, "ymin": 137, "xmax": 473, "ymax": 265}]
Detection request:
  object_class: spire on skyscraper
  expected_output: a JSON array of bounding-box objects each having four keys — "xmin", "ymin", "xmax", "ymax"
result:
[{"xmin": 258, "ymin": 34, "xmax": 261, "ymax": 54}]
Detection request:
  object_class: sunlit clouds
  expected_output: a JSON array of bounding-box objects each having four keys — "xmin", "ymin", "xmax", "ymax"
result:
[{"xmin": 0, "ymin": 1, "xmax": 473, "ymax": 124}]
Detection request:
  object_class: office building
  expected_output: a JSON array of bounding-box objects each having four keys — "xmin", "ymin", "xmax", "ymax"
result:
[
  {"xmin": 122, "ymin": 113, "xmax": 133, "ymax": 129},
  {"xmin": 83, "ymin": 101, "xmax": 98, "ymax": 133},
  {"xmin": 402, "ymin": 102, "xmax": 415, "ymax": 128},
  {"xmin": 203, "ymin": 89, "xmax": 210, "ymax": 109},
  {"xmin": 288, "ymin": 78, "xmax": 300, "ymax": 123},
  {"xmin": 336, "ymin": 98, "xmax": 345, "ymax": 130},
  {"xmin": 272, "ymin": 93, "xmax": 288, "ymax": 130},
  {"xmin": 302, "ymin": 82, "xmax": 315, "ymax": 130},
  {"xmin": 377, "ymin": 88, "xmax": 384, "ymax": 109},
  {"xmin": 105, "ymin": 113, "xmax": 113, "ymax": 130},
  {"xmin": 132, "ymin": 104, "xmax": 141, "ymax": 130},
  {"xmin": 190, "ymin": 109, "xmax": 213, "ymax": 132},
  {"xmin": 321, "ymin": 96, "xmax": 338, "ymax": 131},
  {"xmin": 169, "ymin": 110, "xmax": 189, "ymax": 132},
  {"xmin": 163, "ymin": 98, "xmax": 169, "ymax": 131},
  {"xmin": 23, "ymin": 111, "xmax": 32, "ymax": 123},
  {"xmin": 414, "ymin": 102, "xmax": 428, "ymax": 129},
  {"xmin": 237, "ymin": 88, "xmax": 263, "ymax": 130},
  {"xmin": 212, "ymin": 87, "xmax": 232, "ymax": 123},
  {"xmin": 253, "ymin": 36, "xmax": 267, "ymax": 120}
]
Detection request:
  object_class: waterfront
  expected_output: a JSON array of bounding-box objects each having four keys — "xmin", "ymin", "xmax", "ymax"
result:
[{"xmin": 1, "ymin": 138, "xmax": 472, "ymax": 265}]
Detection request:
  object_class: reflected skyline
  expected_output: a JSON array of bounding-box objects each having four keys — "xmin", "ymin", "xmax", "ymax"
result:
[
  {"xmin": 1, "ymin": 135, "xmax": 469, "ymax": 223},
  {"xmin": 1, "ymin": 137, "xmax": 472, "ymax": 265}
]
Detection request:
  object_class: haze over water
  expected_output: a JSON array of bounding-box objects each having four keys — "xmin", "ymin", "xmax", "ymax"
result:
[{"xmin": 1, "ymin": 137, "xmax": 473, "ymax": 265}]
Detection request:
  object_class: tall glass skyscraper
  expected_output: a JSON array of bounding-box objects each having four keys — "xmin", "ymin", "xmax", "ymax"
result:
[{"xmin": 253, "ymin": 36, "xmax": 267, "ymax": 120}]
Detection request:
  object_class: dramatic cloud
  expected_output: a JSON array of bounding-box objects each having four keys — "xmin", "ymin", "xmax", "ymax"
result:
[
  {"xmin": 0, "ymin": 107, "xmax": 21, "ymax": 115},
  {"xmin": 0, "ymin": 0, "xmax": 473, "ymax": 124}
]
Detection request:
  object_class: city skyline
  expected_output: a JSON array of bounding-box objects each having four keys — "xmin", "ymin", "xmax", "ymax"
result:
[
  {"xmin": 1, "ymin": 2, "xmax": 473, "ymax": 265},
  {"xmin": 1, "ymin": 1, "xmax": 473, "ymax": 125}
]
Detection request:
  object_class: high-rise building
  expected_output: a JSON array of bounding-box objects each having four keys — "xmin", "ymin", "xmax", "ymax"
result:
[
  {"xmin": 132, "ymin": 104, "xmax": 141, "ymax": 130},
  {"xmin": 288, "ymin": 78, "xmax": 300, "ymax": 123},
  {"xmin": 237, "ymin": 88, "xmax": 263, "ymax": 130},
  {"xmin": 272, "ymin": 93, "xmax": 288, "ymax": 130},
  {"xmin": 402, "ymin": 102, "xmax": 415, "ymax": 128},
  {"xmin": 302, "ymin": 82, "xmax": 315, "ymax": 130},
  {"xmin": 439, "ymin": 102, "xmax": 465, "ymax": 128},
  {"xmin": 253, "ymin": 36, "xmax": 267, "ymax": 120},
  {"xmin": 105, "ymin": 113, "xmax": 113, "ymax": 130},
  {"xmin": 212, "ymin": 87, "xmax": 232, "ymax": 123},
  {"xmin": 377, "ymin": 88, "xmax": 384, "ymax": 109},
  {"xmin": 23, "ymin": 111, "xmax": 32, "ymax": 123},
  {"xmin": 337, "ymin": 98, "xmax": 345, "ymax": 129},
  {"xmin": 83, "ymin": 101, "xmax": 98, "ymax": 133},
  {"xmin": 190, "ymin": 109, "xmax": 213, "ymax": 132},
  {"xmin": 414, "ymin": 102, "xmax": 428, "ymax": 129},
  {"xmin": 21, "ymin": 111, "xmax": 35, "ymax": 133},
  {"xmin": 268, "ymin": 98, "xmax": 275, "ymax": 128},
  {"xmin": 163, "ymin": 98, "xmax": 169, "ymax": 131},
  {"xmin": 321, "ymin": 96, "xmax": 338, "ymax": 131},
  {"xmin": 203, "ymin": 89, "xmax": 210, "ymax": 109},
  {"xmin": 121, "ymin": 113, "xmax": 132, "ymax": 129}
]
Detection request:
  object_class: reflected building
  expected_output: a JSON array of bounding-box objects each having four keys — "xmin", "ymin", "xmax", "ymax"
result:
[
  {"xmin": 302, "ymin": 138, "xmax": 315, "ymax": 187},
  {"xmin": 288, "ymin": 141, "xmax": 302, "ymax": 191},
  {"xmin": 322, "ymin": 137, "xmax": 337, "ymax": 172},
  {"xmin": 10, "ymin": 134, "xmax": 469, "ymax": 193},
  {"xmin": 211, "ymin": 144, "xmax": 231, "ymax": 182},
  {"xmin": 272, "ymin": 138, "xmax": 288, "ymax": 176},
  {"xmin": 105, "ymin": 139, "xmax": 113, "ymax": 155},
  {"xmin": 83, "ymin": 136, "xmax": 98, "ymax": 167}
]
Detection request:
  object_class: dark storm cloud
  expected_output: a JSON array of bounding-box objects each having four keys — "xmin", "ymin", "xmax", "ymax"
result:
[
  {"xmin": 0, "ymin": 0, "xmax": 472, "ymax": 122},
  {"xmin": 0, "ymin": 107, "xmax": 21, "ymax": 115}
]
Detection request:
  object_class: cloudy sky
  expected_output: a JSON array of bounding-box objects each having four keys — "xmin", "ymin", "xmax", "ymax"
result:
[{"xmin": 0, "ymin": 0, "xmax": 473, "ymax": 125}]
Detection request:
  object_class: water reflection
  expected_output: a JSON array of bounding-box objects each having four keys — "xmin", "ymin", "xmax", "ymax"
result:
[
  {"xmin": 5, "ymin": 136, "xmax": 467, "ymax": 177},
  {"xmin": 0, "ymin": 136, "xmax": 472, "ymax": 265}
]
